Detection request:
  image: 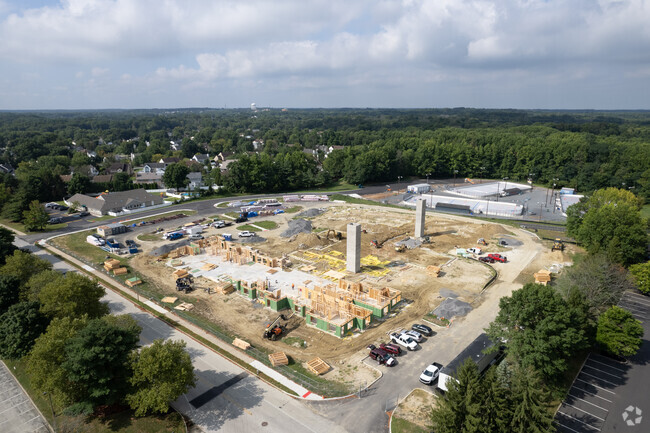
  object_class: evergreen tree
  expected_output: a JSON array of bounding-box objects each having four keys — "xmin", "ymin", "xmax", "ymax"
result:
[
  {"xmin": 510, "ymin": 367, "xmax": 554, "ymax": 433},
  {"xmin": 431, "ymin": 359, "xmax": 482, "ymax": 433}
]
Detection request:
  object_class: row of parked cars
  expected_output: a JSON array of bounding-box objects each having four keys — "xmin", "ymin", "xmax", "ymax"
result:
[{"xmin": 367, "ymin": 323, "xmax": 434, "ymax": 366}]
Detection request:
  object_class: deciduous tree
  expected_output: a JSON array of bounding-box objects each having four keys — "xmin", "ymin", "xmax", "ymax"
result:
[
  {"xmin": 126, "ymin": 340, "xmax": 196, "ymax": 416},
  {"xmin": 0, "ymin": 301, "xmax": 49, "ymax": 359},
  {"xmin": 38, "ymin": 272, "xmax": 108, "ymax": 319},
  {"xmin": 629, "ymin": 262, "xmax": 650, "ymax": 295},
  {"xmin": 162, "ymin": 163, "xmax": 190, "ymax": 190},
  {"xmin": 0, "ymin": 250, "xmax": 52, "ymax": 288},
  {"xmin": 596, "ymin": 306, "xmax": 643, "ymax": 357},
  {"xmin": 67, "ymin": 173, "xmax": 90, "ymax": 195},
  {"xmin": 22, "ymin": 200, "xmax": 50, "ymax": 231},
  {"xmin": 0, "ymin": 227, "xmax": 16, "ymax": 265},
  {"xmin": 0, "ymin": 275, "xmax": 20, "ymax": 314}
]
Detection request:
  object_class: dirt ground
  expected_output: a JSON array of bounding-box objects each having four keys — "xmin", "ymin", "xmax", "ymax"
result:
[
  {"xmin": 130, "ymin": 202, "xmax": 557, "ymax": 386},
  {"xmin": 394, "ymin": 388, "xmax": 437, "ymax": 428}
]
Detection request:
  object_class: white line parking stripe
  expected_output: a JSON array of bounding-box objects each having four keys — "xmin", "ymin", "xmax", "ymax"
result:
[
  {"xmin": 563, "ymin": 403, "xmax": 606, "ymax": 421},
  {"xmin": 585, "ymin": 358, "xmax": 626, "ymax": 373},
  {"xmin": 580, "ymin": 371, "xmax": 620, "ymax": 387},
  {"xmin": 582, "ymin": 364, "xmax": 624, "ymax": 379},
  {"xmin": 556, "ymin": 421, "xmax": 583, "ymax": 433},
  {"xmin": 575, "ymin": 378, "xmax": 616, "ymax": 395},
  {"xmin": 570, "ymin": 386, "xmax": 613, "ymax": 403},
  {"xmin": 568, "ymin": 393, "xmax": 610, "ymax": 412},
  {"xmin": 557, "ymin": 411, "xmax": 601, "ymax": 431}
]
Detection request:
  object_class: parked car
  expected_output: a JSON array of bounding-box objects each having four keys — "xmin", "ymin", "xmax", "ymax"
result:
[
  {"xmin": 368, "ymin": 348, "xmax": 396, "ymax": 366},
  {"xmin": 58, "ymin": 205, "xmax": 68, "ymax": 211},
  {"xmin": 412, "ymin": 324, "xmax": 434, "ymax": 337},
  {"xmin": 419, "ymin": 363, "xmax": 441, "ymax": 385},
  {"xmin": 390, "ymin": 332, "xmax": 418, "ymax": 351},
  {"xmin": 401, "ymin": 329, "xmax": 423, "ymax": 342},
  {"xmin": 378, "ymin": 343, "xmax": 402, "ymax": 356},
  {"xmin": 190, "ymin": 234, "xmax": 204, "ymax": 240},
  {"xmin": 238, "ymin": 231, "xmax": 255, "ymax": 237},
  {"xmin": 467, "ymin": 247, "xmax": 482, "ymax": 255},
  {"xmin": 45, "ymin": 202, "xmax": 58, "ymax": 209},
  {"xmin": 125, "ymin": 239, "xmax": 136, "ymax": 247},
  {"xmin": 167, "ymin": 232, "xmax": 183, "ymax": 241},
  {"xmin": 488, "ymin": 253, "xmax": 507, "ymax": 263},
  {"xmin": 79, "ymin": 211, "xmax": 89, "ymax": 217},
  {"xmin": 48, "ymin": 217, "xmax": 62, "ymax": 224},
  {"xmin": 213, "ymin": 220, "xmax": 226, "ymax": 228},
  {"xmin": 479, "ymin": 256, "xmax": 495, "ymax": 263},
  {"xmin": 235, "ymin": 216, "xmax": 248, "ymax": 223}
]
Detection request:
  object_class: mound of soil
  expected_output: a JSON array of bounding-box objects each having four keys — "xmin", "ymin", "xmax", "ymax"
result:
[{"xmin": 281, "ymin": 219, "xmax": 312, "ymax": 237}]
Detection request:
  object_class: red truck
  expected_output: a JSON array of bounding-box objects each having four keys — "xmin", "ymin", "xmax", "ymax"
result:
[{"xmin": 488, "ymin": 253, "xmax": 507, "ymax": 263}]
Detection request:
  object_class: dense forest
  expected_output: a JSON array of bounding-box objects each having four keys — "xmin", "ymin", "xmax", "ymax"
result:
[{"xmin": 0, "ymin": 108, "xmax": 649, "ymax": 205}]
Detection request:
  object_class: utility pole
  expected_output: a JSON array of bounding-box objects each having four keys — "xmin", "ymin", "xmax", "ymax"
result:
[
  {"xmin": 426, "ymin": 173, "xmax": 431, "ymax": 184},
  {"xmin": 480, "ymin": 166, "xmax": 486, "ymax": 183},
  {"xmin": 453, "ymin": 169, "xmax": 459, "ymax": 187}
]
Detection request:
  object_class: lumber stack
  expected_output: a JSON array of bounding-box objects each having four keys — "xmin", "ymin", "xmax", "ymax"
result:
[
  {"xmin": 269, "ymin": 352, "xmax": 289, "ymax": 367},
  {"xmin": 306, "ymin": 357, "xmax": 329, "ymax": 375},
  {"xmin": 125, "ymin": 277, "xmax": 142, "ymax": 287},
  {"xmin": 201, "ymin": 263, "xmax": 216, "ymax": 271},
  {"xmin": 215, "ymin": 281, "xmax": 234, "ymax": 294},
  {"xmin": 232, "ymin": 338, "xmax": 251, "ymax": 350},
  {"xmin": 426, "ymin": 265, "xmax": 441, "ymax": 277},
  {"xmin": 534, "ymin": 269, "xmax": 552, "ymax": 286},
  {"xmin": 113, "ymin": 267, "xmax": 128, "ymax": 276},
  {"xmin": 173, "ymin": 269, "xmax": 190, "ymax": 279},
  {"xmin": 104, "ymin": 259, "xmax": 121, "ymax": 272}
]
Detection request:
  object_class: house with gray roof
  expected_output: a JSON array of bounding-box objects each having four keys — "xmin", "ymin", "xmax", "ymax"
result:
[{"xmin": 66, "ymin": 189, "xmax": 164, "ymax": 216}]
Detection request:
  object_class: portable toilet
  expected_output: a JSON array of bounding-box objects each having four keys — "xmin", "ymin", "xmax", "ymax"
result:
[{"xmin": 223, "ymin": 234, "xmax": 233, "ymax": 241}]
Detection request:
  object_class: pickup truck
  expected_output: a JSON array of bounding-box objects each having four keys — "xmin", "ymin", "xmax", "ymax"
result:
[
  {"xmin": 368, "ymin": 348, "xmax": 396, "ymax": 366},
  {"xmin": 488, "ymin": 253, "xmax": 507, "ymax": 263},
  {"xmin": 238, "ymin": 231, "xmax": 255, "ymax": 238},
  {"xmin": 390, "ymin": 332, "xmax": 418, "ymax": 351}
]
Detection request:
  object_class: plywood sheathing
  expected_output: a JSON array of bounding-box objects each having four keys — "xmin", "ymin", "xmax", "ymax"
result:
[
  {"xmin": 103, "ymin": 259, "xmax": 121, "ymax": 271},
  {"xmin": 161, "ymin": 296, "xmax": 178, "ymax": 304},
  {"xmin": 215, "ymin": 281, "xmax": 235, "ymax": 294},
  {"xmin": 534, "ymin": 269, "xmax": 552, "ymax": 285},
  {"xmin": 233, "ymin": 338, "xmax": 251, "ymax": 350},
  {"xmin": 113, "ymin": 267, "xmax": 128, "ymax": 276},
  {"xmin": 172, "ymin": 269, "xmax": 190, "ymax": 279},
  {"xmin": 201, "ymin": 263, "xmax": 216, "ymax": 271},
  {"xmin": 306, "ymin": 357, "xmax": 330, "ymax": 375},
  {"xmin": 269, "ymin": 352, "xmax": 289, "ymax": 366},
  {"xmin": 174, "ymin": 302, "xmax": 194, "ymax": 311},
  {"xmin": 426, "ymin": 265, "xmax": 441, "ymax": 277},
  {"xmin": 125, "ymin": 277, "xmax": 142, "ymax": 287}
]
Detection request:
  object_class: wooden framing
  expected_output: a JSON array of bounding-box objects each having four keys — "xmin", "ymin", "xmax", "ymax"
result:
[
  {"xmin": 269, "ymin": 352, "xmax": 289, "ymax": 366},
  {"xmin": 113, "ymin": 267, "xmax": 128, "ymax": 276},
  {"xmin": 125, "ymin": 277, "xmax": 142, "ymax": 287},
  {"xmin": 306, "ymin": 357, "xmax": 329, "ymax": 375}
]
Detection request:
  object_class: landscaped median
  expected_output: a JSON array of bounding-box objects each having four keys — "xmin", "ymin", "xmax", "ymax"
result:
[{"xmin": 390, "ymin": 388, "xmax": 437, "ymax": 433}]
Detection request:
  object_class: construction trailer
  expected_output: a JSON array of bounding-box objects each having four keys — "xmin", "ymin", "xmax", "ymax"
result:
[
  {"xmin": 97, "ymin": 223, "xmax": 127, "ymax": 237},
  {"xmin": 407, "ymin": 183, "xmax": 431, "ymax": 194},
  {"xmin": 438, "ymin": 333, "xmax": 499, "ymax": 392}
]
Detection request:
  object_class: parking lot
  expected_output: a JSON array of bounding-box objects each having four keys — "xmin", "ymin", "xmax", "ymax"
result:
[
  {"xmin": 555, "ymin": 291, "xmax": 650, "ymax": 433},
  {"xmin": 0, "ymin": 362, "xmax": 49, "ymax": 433}
]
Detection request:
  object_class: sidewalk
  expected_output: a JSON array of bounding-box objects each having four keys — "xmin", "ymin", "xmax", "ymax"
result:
[{"xmin": 40, "ymin": 242, "xmax": 322, "ymax": 400}]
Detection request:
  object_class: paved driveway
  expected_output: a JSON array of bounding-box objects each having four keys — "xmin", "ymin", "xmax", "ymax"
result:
[{"xmin": 0, "ymin": 362, "xmax": 50, "ymax": 433}]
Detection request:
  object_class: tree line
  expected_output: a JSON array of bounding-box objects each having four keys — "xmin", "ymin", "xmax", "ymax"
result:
[{"xmin": 0, "ymin": 228, "xmax": 195, "ymax": 416}]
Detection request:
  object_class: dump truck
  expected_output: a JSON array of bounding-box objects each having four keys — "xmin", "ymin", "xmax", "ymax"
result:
[
  {"xmin": 552, "ymin": 238, "xmax": 564, "ymax": 252},
  {"xmin": 263, "ymin": 314, "xmax": 288, "ymax": 341}
]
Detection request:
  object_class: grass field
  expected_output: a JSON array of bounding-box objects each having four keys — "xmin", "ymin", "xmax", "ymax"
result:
[
  {"xmin": 0, "ymin": 218, "xmax": 68, "ymax": 235},
  {"xmin": 2, "ymin": 359, "xmax": 186, "ymax": 433},
  {"xmin": 391, "ymin": 417, "xmax": 429, "ymax": 433},
  {"xmin": 252, "ymin": 220, "xmax": 278, "ymax": 230},
  {"xmin": 284, "ymin": 206, "xmax": 303, "ymax": 213},
  {"xmin": 51, "ymin": 230, "xmax": 126, "ymax": 266}
]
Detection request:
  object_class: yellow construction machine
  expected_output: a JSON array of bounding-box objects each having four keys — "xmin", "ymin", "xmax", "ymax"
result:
[
  {"xmin": 552, "ymin": 238, "xmax": 565, "ymax": 252},
  {"xmin": 395, "ymin": 244, "xmax": 406, "ymax": 253}
]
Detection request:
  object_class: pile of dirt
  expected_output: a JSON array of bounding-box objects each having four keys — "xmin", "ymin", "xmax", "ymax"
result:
[
  {"xmin": 395, "ymin": 237, "xmax": 422, "ymax": 249},
  {"xmin": 296, "ymin": 208, "xmax": 324, "ymax": 218},
  {"xmin": 281, "ymin": 219, "xmax": 312, "ymax": 237},
  {"xmin": 434, "ymin": 297, "xmax": 473, "ymax": 319},
  {"xmin": 288, "ymin": 232, "xmax": 330, "ymax": 248},
  {"xmin": 150, "ymin": 240, "xmax": 191, "ymax": 256}
]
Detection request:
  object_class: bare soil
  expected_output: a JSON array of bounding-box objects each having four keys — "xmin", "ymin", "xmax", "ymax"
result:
[{"xmin": 394, "ymin": 388, "xmax": 437, "ymax": 428}]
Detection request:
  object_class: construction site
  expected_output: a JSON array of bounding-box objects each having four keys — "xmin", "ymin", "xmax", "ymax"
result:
[{"xmin": 129, "ymin": 198, "xmax": 545, "ymax": 366}]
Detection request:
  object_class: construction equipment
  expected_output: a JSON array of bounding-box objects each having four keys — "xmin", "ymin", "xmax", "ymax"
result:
[
  {"xmin": 371, "ymin": 239, "xmax": 382, "ymax": 249},
  {"xmin": 552, "ymin": 238, "xmax": 565, "ymax": 252},
  {"xmin": 325, "ymin": 229, "xmax": 342, "ymax": 241},
  {"xmin": 176, "ymin": 275, "xmax": 194, "ymax": 293},
  {"xmin": 477, "ymin": 238, "xmax": 487, "ymax": 246},
  {"xmin": 395, "ymin": 244, "xmax": 406, "ymax": 253},
  {"xmin": 262, "ymin": 314, "xmax": 288, "ymax": 341}
]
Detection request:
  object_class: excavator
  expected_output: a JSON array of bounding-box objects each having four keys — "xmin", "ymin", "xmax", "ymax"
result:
[
  {"xmin": 262, "ymin": 313, "xmax": 291, "ymax": 341},
  {"xmin": 552, "ymin": 238, "xmax": 565, "ymax": 252},
  {"xmin": 325, "ymin": 229, "xmax": 342, "ymax": 241},
  {"xmin": 371, "ymin": 239, "xmax": 382, "ymax": 248},
  {"xmin": 477, "ymin": 238, "xmax": 488, "ymax": 246}
]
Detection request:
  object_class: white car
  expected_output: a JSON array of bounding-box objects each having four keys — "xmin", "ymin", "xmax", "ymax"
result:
[
  {"xmin": 238, "ymin": 231, "xmax": 255, "ymax": 237},
  {"xmin": 213, "ymin": 220, "xmax": 226, "ymax": 228},
  {"xmin": 401, "ymin": 329, "xmax": 423, "ymax": 342},
  {"xmin": 467, "ymin": 247, "xmax": 482, "ymax": 255},
  {"xmin": 419, "ymin": 363, "xmax": 440, "ymax": 385},
  {"xmin": 390, "ymin": 332, "xmax": 418, "ymax": 351}
]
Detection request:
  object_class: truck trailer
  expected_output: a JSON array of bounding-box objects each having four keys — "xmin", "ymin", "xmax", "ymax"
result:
[{"xmin": 437, "ymin": 333, "xmax": 499, "ymax": 392}]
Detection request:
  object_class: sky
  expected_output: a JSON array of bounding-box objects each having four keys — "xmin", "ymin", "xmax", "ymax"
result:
[{"xmin": 0, "ymin": 0, "xmax": 649, "ymax": 110}]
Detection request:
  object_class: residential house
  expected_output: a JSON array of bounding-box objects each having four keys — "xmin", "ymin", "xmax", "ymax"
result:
[
  {"xmin": 252, "ymin": 139, "xmax": 264, "ymax": 150},
  {"xmin": 59, "ymin": 174, "xmax": 73, "ymax": 183},
  {"xmin": 107, "ymin": 163, "xmax": 132, "ymax": 175},
  {"xmin": 92, "ymin": 174, "xmax": 113, "ymax": 184},
  {"xmin": 159, "ymin": 157, "xmax": 180, "ymax": 167},
  {"xmin": 134, "ymin": 172, "xmax": 164, "ymax": 188},
  {"xmin": 219, "ymin": 159, "xmax": 237, "ymax": 173},
  {"xmin": 186, "ymin": 172, "xmax": 203, "ymax": 190},
  {"xmin": 66, "ymin": 189, "xmax": 165, "ymax": 216},
  {"xmin": 192, "ymin": 154, "xmax": 210, "ymax": 165},
  {"xmin": 169, "ymin": 141, "xmax": 181, "ymax": 151},
  {"xmin": 143, "ymin": 162, "xmax": 166, "ymax": 174},
  {"xmin": 216, "ymin": 151, "xmax": 234, "ymax": 162},
  {"xmin": 74, "ymin": 165, "xmax": 100, "ymax": 177},
  {"xmin": 85, "ymin": 150, "xmax": 98, "ymax": 159}
]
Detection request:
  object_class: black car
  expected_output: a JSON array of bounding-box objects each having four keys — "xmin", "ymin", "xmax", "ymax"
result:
[
  {"xmin": 479, "ymin": 256, "xmax": 495, "ymax": 263},
  {"xmin": 412, "ymin": 323, "xmax": 434, "ymax": 337},
  {"xmin": 48, "ymin": 217, "xmax": 62, "ymax": 224},
  {"xmin": 125, "ymin": 239, "xmax": 136, "ymax": 247},
  {"xmin": 79, "ymin": 211, "xmax": 90, "ymax": 217}
]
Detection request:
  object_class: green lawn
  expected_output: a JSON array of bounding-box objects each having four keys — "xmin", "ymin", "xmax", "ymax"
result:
[
  {"xmin": 641, "ymin": 204, "xmax": 650, "ymax": 219},
  {"xmin": 284, "ymin": 206, "xmax": 303, "ymax": 213},
  {"xmin": 0, "ymin": 218, "xmax": 68, "ymax": 235},
  {"xmin": 253, "ymin": 220, "xmax": 278, "ymax": 230},
  {"xmin": 137, "ymin": 233, "xmax": 162, "ymax": 242},
  {"xmin": 50, "ymin": 230, "xmax": 127, "ymax": 266},
  {"xmin": 236, "ymin": 224, "xmax": 261, "ymax": 232},
  {"xmin": 391, "ymin": 417, "xmax": 430, "ymax": 433},
  {"xmin": 292, "ymin": 179, "xmax": 357, "ymax": 193},
  {"xmin": 215, "ymin": 202, "xmax": 230, "ymax": 208},
  {"xmin": 3, "ymin": 359, "xmax": 185, "ymax": 433}
]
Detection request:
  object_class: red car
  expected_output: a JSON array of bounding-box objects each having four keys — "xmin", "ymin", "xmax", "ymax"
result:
[
  {"xmin": 379, "ymin": 343, "xmax": 403, "ymax": 356},
  {"xmin": 488, "ymin": 253, "xmax": 507, "ymax": 263}
]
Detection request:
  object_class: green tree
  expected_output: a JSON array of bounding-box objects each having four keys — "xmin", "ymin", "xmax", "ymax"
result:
[
  {"xmin": 162, "ymin": 163, "xmax": 190, "ymax": 190},
  {"xmin": 0, "ymin": 227, "xmax": 16, "ymax": 265},
  {"xmin": 62, "ymin": 318, "xmax": 140, "ymax": 413},
  {"xmin": 0, "ymin": 275, "xmax": 20, "ymax": 314},
  {"xmin": 22, "ymin": 200, "xmax": 50, "ymax": 231},
  {"xmin": 596, "ymin": 306, "xmax": 644, "ymax": 357},
  {"xmin": 430, "ymin": 359, "xmax": 483, "ymax": 433},
  {"xmin": 0, "ymin": 301, "xmax": 49, "ymax": 359},
  {"xmin": 38, "ymin": 273, "xmax": 108, "ymax": 319},
  {"xmin": 510, "ymin": 367, "xmax": 554, "ymax": 433},
  {"xmin": 27, "ymin": 316, "xmax": 89, "ymax": 407},
  {"xmin": 111, "ymin": 172, "xmax": 133, "ymax": 191},
  {"xmin": 126, "ymin": 340, "xmax": 196, "ymax": 416},
  {"xmin": 0, "ymin": 250, "xmax": 52, "ymax": 288},
  {"xmin": 567, "ymin": 188, "xmax": 648, "ymax": 265},
  {"xmin": 67, "ymin": 173, "xmax": 90, "ymax": 195},
  {"xmin": 629, "ymin": 262, "xmax": 650, "ymax": 295},
  {"xmin": 486, "ymin": 283, "xmax": 590, "ymax": 382}
]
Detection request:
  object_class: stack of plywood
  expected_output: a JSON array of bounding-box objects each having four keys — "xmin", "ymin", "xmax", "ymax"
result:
[
  {"xmin": 174, "ymin": 302, "xmax": 194, "ymax": 311},
  {"xmin": 232, "ymin": 338, "xmax": 250, "ymax": 350},
  {"xmin": 268, "ymin": 352, "xmax": 289, "ymax": 366},
  {"xmin": 104, "ymin": 259, "xmax": 121, "ymax": 272},
  {"xmin": 427, "ymin": 265, "xmax": 441, "ymax": 277},
  {"xmin": 161, "ymin": 296, "xmax": 178, "ymax": 304},
  {"xmin": 534, "ymin": 269, "xmax": 552, "ymax": 286},
  {"xmin": 125, "ymin": 277, "xmax": 142, "ymax": 287},
  {"xmin": 173, "ymin": 269, "xmax": 190, "ymax": 279},
  {"xmin": 113, "ymin": 267, "xmax": 128, "ymax": 276},
  {"xmin": 215, "ymin": 281, "xmax": 234, "ymax": 295},
  {"xmin": 306, "ymin": 357, "xmax": 329, "ymax": 375},
  {"xmin": 201, "ymin": 263, "xmax": 216, "ymax": 271}
]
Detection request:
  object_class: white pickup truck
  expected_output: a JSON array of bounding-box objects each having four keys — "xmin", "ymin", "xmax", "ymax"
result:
[
  {"xmin": 238, "ymin": 231, "xmax": 255, "ymax": 238},
  {"xmin": 390, "ymin": 332, "xmax": 419, "ymax": 351}
]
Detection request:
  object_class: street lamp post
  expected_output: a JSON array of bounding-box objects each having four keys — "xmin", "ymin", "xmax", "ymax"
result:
[
  {"xmin": 426, "ymin": 173, "xmax": 431, "ymax": 184},
  {"xmin": 502, "ymin": 177, "xmax": 509, "ymax": 195},
  {"xmin": 496, "ymin": 181, "xmax": 500, "ymax": 202},
  {"xmin": 453, "ymin": 169, "xmax": 459, "ymax": 187},
  {"xmin": 528, "ymin": 173, "xmax": 535, "ymax": 190},
  {"xmin": 397, "ymin": 176, "xmax": 403, "ymax": 191},
  {"xmin": 480, "ymin": 167, "xmax": 486, "ymax": 184}
]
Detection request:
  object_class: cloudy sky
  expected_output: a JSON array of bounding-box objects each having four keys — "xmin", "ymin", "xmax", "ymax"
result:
[{"xmin": 1, "ymin": 0, "xmax": 649, "ymax": 110}]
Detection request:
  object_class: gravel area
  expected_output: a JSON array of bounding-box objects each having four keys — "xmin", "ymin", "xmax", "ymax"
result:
[
  {"xmin": 434, "ymin": 297, "xmax": 473, "ymax": 319},
  {"xmin": 280, "ymin": 219, "xmax": 312, "ymax": 237},
  {"xmin": 296, "ymin": 208, "xmax": 324, "ymax": 218}
]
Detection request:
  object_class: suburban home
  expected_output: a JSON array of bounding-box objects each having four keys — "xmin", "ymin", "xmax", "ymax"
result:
[
  {"xmin": 59, "ymin": 174, "xmax": 73, "ymax": 183},
  {"xmin": 169, "ymin": 141, "xmax": 181, "ymax": 151},
  {"xmin": 252, "ymin": 139, "xmax": 264, "ymax": 150},
  {"xmin": 107, "ymin": 163, "xmax": 132, "ymax": 175},
  {"xmin": 186, "ymin": 172, "xmax": 203, "ymax": 190},
  {"xmin": 219, "ymin": 159, "xmax": 237, "ymax": 173},
  {"xmin": 216, "ymin": 151, "xmax": 234, "ymax": 162},
  {"xmin": 143, "ymin": 162, "xmax": 166, "ymax": 174},
  {"xmin": 85, "ymin": 150, "xmax": 98, "ymax": 158},
  {"xmin": 73, "ymin": 165, "xmax": 100, "ymax": 177},
  {"xmin": 134, "ymin": 172, "xmax": 164, "ymax": 187},
  {"xmin": 192, "ymin": 154, "xmax": 210, "ymax": 164},
  {"xmin": 159, "ymin": 157, "xmax": 180, "ymax": 167},
  {"xmin": 66, "ymin": 189, "xmax": 165, "ymax": 216},
  {"xmin": 92, "ymin": 174, "xmax": 113, "ymax": 183}
]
